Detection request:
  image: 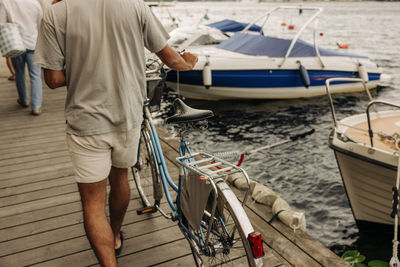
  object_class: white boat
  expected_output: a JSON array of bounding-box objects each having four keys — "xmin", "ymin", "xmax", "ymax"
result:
[
  {"xmin": 327, "ymin": 77, "xmax": 400, "ymax": 232},
  {"xmin": 165, "ymin": 6, "xmax": 384, "ymax": 100}
]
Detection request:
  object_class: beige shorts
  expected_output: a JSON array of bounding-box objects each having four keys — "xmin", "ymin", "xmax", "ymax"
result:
[{"xmin": 66, "ymin": 128, "xmax": 140, "ymax": 183}]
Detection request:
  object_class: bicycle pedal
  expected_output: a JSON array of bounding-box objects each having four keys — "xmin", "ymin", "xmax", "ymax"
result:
[{"xmin": 136, "ymin": 206, "xmax": 157, "ymax": 215}]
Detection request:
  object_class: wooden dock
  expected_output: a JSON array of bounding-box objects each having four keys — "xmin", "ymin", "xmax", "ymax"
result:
[{"xmin": 0, "ymin": 60, "xmax": 349, "ymax": 266}]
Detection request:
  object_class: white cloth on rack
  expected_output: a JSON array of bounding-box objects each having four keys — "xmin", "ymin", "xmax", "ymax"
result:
[{"xmin": 0, "ymin": 0, "xmax": 42, "ymax": 50}]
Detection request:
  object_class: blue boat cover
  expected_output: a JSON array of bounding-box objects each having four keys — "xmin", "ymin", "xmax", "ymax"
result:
[
  {"xmin": 207, "ymin": 20, "xmax": 262, "ymax": 33},
  {"xmin": 217, "ymin": 33, "xmax": 367, "ymax": 58}
]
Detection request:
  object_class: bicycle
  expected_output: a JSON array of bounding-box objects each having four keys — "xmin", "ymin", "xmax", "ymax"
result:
[{"xmin": 131, "ymin": 66, "xmax": 265, "ymax": 267}]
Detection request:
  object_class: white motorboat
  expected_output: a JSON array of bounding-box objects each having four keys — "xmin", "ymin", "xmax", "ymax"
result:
[
  {"xmin": 327, "ymin": 77, "xmax": 400, "ymax": 232},
  {"xmin": 165, "ymin": 6, "xmax": 384, "ymax": 100}
]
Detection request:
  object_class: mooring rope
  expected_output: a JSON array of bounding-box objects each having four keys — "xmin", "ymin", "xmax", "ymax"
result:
[
  {"xmin": 378, "ymin": 132, "xmax": 400, "ymax": 149},
  {"xmin": 390, "ymin": 136, "xmax": 400, "ymax": 267},
  {"xmin": 212, "ymin": 125, "xmax": 330, "ymax": 168}
]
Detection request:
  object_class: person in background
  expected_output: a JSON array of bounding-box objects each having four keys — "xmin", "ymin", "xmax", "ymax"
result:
[
  {"xmin": 0, "ymin": 0, "xmax": 43, "ymax": 115},
  {"xmin": 6, "ymin": 57, "xmax": 15, "ymax": 81},
  {"xmin": 34, "ymin": 0, "xmax": 197, "ymax": 266}
]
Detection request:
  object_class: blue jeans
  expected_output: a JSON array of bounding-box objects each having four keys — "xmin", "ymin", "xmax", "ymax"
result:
[{"xmin": 11, "ymin": 50, "xmax": 42, "ymax": 111}]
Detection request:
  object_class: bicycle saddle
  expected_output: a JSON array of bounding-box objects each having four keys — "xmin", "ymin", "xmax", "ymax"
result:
[{"xmin": 166, "ymin": 98, "xmax": 214, "ymax": 124}]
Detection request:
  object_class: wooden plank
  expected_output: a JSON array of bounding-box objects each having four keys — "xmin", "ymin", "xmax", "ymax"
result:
[
  {"xmin": 0, "ymin": 200, "xmax": 82, "ymax": 229},
  {"xmin": 0, "ymin": 167, "xmax": 73, "ymax": 189},
  {"xmin": 0, "ymin": 183, "xmax": 78, "ymax": 208},
  {"xmin": 0, "ymin": 132, "xmax": 66, "ymax": 151},
  {"xmin": 233, "ymin": 187, "xmax": 350, "ymax": 267},
  {"xmin": 117, "ymin": 236, "xmax": 190, "ymax": 267},
  {"xmin": 0, "ymin": 189, "xmax": 169, "ymax": 241},
  {"xmin": 0, "ymin": 149, "xmax": 68, "ymax": 167},
  {"xmin": 0, "ymin": 176, "xmax": 74, "ymax": 197},
  {"xmin": 0, "ymin": 161, "xmax": 73, "ymax": 180},
  {"xmin": 0, "ymin": 136, "xmax": 66, "ymax": 155},
  {"xmin": 156, "ymin": 254, "xmax": 199, "ymax": 267},
  {"xmin": 0, "ymin": 202, "xmax": 170, "ymax": 257},
  {"xmin": 0, "ymin": 123, "xmax": 64, "ymax": 135},
  {"xmin": 0, "ymin": 144, "xmax": 68, "ymax": 164},
  {"xmin": 13, "ymin": 221, "xmax": 184, "ymax": 267},
  {"xmin": 0, "ymin": 191, "xmax": 80, "ymax": 217},
  {"xmin": 0, "ymin": 155, "xmax": 71, "ymax": 176}
]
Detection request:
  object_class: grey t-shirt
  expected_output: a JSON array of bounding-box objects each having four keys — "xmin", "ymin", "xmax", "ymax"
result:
[{"xmin": 34, "ymin": 0, "xmax": 169, "ymax": 136}]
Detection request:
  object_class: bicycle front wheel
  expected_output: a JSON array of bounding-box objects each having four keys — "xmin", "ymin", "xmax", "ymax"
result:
[
  {"xmin": 185, "ymin": 181, "xmax": 263, "ymax": 267},
  {"xmin": 131, "ymin": 128, "xmax": 162, "ymax": 208}
]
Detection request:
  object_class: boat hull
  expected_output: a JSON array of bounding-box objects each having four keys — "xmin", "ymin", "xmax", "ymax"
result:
[
  {"xmin": 329, "ymin": 130, "xmax": 398, "ymax": 232},
  {"xmin": 166, "ymin": 69, "xmax": 381, "ymax": 100}
]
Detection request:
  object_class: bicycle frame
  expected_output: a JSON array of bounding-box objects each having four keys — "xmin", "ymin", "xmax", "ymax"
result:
[
  {"xmin": 134, "ymin": 97, "xmax": 265, "ymax": 266},
  {"xmin": 143, "ymin": 104, "xmax": 179, "ymax": 212},
  {"xmin": 140, "ymin": 101, "xmax": 223, "ymax": 252}
]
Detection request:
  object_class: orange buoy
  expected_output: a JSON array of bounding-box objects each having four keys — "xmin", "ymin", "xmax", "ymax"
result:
[
  {"xmin": 288, "ymin": 24, "xmax": 295, "ymax": 30},
  {"xmin": 336, "ymin": 42, "xmax": 349, "ymax": 49},
  {"xmin": 281, "ymin": 22, "xmax": 287, "ymax": 26}
]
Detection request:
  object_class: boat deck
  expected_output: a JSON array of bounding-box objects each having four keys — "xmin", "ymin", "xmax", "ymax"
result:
[
  {"xmin": 344, "ymin": 115, "xmax": 400, "ymax": 152},
  {"xmin": 0, "ymin": 60, "xmax": 349, "ymax": 266}
]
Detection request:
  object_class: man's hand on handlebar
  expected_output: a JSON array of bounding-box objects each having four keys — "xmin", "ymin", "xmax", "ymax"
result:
[
  {"xmin": 181, "ymin": 52, "xmax": 198, "ymax": 70},
  {"xmin": 156, "ymin": 45, "xmax": 198, "ymax": 71}
]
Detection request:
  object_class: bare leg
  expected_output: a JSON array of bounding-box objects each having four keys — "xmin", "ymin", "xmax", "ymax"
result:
[
  {"xmin": 78, "ymin": 179, "xmax": 117, "ymax": 267},
  {"xmin": 108, "ymin": 166, "xmax": 130, "ymax": 249},
  {"xmin": 6, "ymin": 58, "xmax": 15, "ymax": 80}
]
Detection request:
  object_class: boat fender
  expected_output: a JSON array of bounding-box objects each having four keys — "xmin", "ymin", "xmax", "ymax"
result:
[
  {"xmin": 358, "ymin": 63, "xmax": 369, "ymax": 82},
  {"xmin": 272, "ymin": 197, "xmax": 306, "ymax": 232},
  {"xmin": 251, "ymin": 182, "xmax": 278, "ymax": 206},
  {"xmin": 228, "ymin": 172, "xmax": 250, "ymax": 191},
  {"xmin": 227, "ymin": 176, "xmax": 307, "ymax": 232},
  {"xmin": 297, "ymin": 61, "xmax": 310, "ymax": 88},
  {"xmin": 202, "ymin": 56, "xmax": 212, "ymax": 89}
]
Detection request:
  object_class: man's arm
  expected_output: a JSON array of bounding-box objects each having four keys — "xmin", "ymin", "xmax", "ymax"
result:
[
  {"xmin": 43, "ymin": 69, "xmax": 66, "ymax": 89},
  {"xmin": 156, "ymin": 45, "xmax": 197, "ymax": 71}
]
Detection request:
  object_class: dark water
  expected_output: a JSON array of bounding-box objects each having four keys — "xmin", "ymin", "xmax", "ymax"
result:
[{"xmin": 155, "ymin": 1, "xmax": 400, "ymax": 262}]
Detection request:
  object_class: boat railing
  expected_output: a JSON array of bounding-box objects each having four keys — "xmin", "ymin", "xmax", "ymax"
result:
[
  {"xmin": 325, "ymin": 77, "xmax": 371, "ymax": 128},
  {"xmin": 241, "ymin": 6, "xmax": 324, "ymax": 68},
  {"xmin": 326, "ymin": 77, "xmax": 400, "ymax": 149}
]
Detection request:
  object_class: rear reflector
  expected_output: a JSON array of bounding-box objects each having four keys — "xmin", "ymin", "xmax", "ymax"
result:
[{"xmin": 248, "ymin": 231, "xmax": 264, "ymax": 259}]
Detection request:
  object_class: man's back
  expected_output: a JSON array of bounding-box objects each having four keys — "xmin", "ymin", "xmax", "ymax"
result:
[{"xmin": 36, "ymin": 0, "xmax": 168, "ymax": 135}]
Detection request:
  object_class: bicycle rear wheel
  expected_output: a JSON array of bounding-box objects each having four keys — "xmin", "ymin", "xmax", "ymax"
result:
[
  {"xmin": 131, "ymin": 128, "xmax": 162, "ymax": 208},
  {"xmin": 184, "ymin": 181, "xmax": 264, "ymax": 267}
]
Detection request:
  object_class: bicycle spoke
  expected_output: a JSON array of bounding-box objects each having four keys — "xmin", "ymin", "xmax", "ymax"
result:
[{"xmin": 185, "ymin": 187, "xmax": 256, "ymax": 267}]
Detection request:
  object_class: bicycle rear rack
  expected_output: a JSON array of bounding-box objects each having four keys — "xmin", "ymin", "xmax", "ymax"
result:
[
  {"xmin": 176, "ymin": 151, "xmax": 252, "ymax": 204},
  {"xmin": 176, "ymin": 151, "xmax": 253, "ymax": 253}
]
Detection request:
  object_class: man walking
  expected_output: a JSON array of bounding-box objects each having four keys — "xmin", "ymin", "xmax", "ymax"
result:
[{"xmin": 33, "ymin": 0, "xmax": 197, "ymax": 266}]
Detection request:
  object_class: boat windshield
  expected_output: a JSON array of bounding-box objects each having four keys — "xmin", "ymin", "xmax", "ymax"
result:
[
  {"xmin": 168, "ymin": 26, "xmax": 229, "ymax": 48},
  {"xmin": 207, "ymin": 19, "xmax": 262, "ymax": 33}
]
